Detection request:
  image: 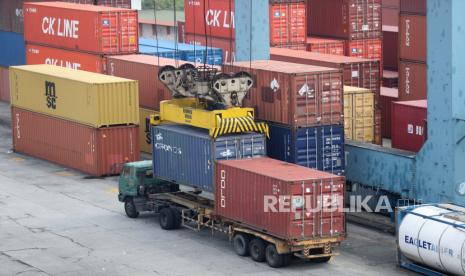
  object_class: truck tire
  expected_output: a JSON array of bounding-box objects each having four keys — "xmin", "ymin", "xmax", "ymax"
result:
[
  {"xmin": 249, "ymin": 238, "xmax": 267, "ymax": 262},
  {"xmin": 124, "ymin": 198, "xmax": 139, "ymax": 218},
  {"xmin": 159, "ymin": 207, "xmax": 176, "ymax": 230},
  {"xmin": 233, "ymin": 233, "xmax": 250, "ymax": 256},
  {"xmin": 171, "ymin": 208, "xmax": 182, "ymax": 229},
  {"xmin": 265, "ymin": 244, "xmax": 291, "ymax": 268}
]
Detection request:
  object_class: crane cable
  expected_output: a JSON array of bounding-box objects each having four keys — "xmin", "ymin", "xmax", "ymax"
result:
[
  {"xmin": 173, "ymin": 0, "xmax": 179, "ymax": 68},
  {"xmin": 152, "ymin": 0, "xmax": 160, "ymax": 67}
]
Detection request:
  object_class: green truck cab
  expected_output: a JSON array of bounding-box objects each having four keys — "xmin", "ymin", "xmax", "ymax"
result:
[{"xmin": 118, "ymin": 160, "xmax": 178, "ymax": 218}]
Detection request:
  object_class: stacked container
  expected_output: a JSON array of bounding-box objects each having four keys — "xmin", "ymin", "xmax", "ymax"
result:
[
  {"xmin": 343, "ymin": 86, "xmax": 375, "ymax": 143},
  {"xmin": 398, "ymin": 0, "xmax": 426, "ymax": 101},
  {"xmin": 391, "ymin": 100, "xmax": 427, "ymax": 152},
  {"xmin": 10, "ymin": 64, "xmax": 140, "ymax": 176},
  {"xmin": 269, "ymin": 0, "xmax": 307, "ymax": 50},
  {"xmin": 223, "ymin": 60, "xmax": 346, "ymax": 175},
  {"xmin": 306, "ymin": 36, "xmax": 346, "ymax": 56},
  {"xmin": 23, "ymin": 2, "xmax": 138, "ymax": 73}
]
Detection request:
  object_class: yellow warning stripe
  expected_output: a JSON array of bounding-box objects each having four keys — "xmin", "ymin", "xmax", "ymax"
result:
[{"xmin": 211, "ymin": 116, "xmax": 269, "ymax": 138}]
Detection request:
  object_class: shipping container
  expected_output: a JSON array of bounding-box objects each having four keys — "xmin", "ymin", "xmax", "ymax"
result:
[
  {"xmin": 215, "ymin": 157, "xmax": 346, "ymax": 240},
  {"xmin": 106, "ymin": 55, "xmax": 179, "ymax": 110},
  {"xmin": 10, "ymin": 64, "xmax": 139, "ymax": 127},
  {"xmin": 223, "ymin": 60, "xmax": 343, "ymax": 127},
  {"xmin": 0, "ymin": 31, "xmax": 26, "ymax": 66},
  {"xmin": 380, "ymin": 86, "xmax": 398, "ymax": 138},
  {"xmin": 398, "ymin": 60, "xmax": 426, "ymax": 100},
  {"xmin": 382, "ymin": 7, "xmax": 399, "ymax": 26},
  {"xmin": 400, "ymin": 0, "xmax": 426, "ymax": 15},
  {"xmin": 23, "ymin": 2, "xmax": 138, "ymax": 54},
  {"xmin": 307, "ymin": 0, "xmax": 382, "ymax": 40},
  {"xmin": 306, "ymin": 36, "xmax": 345, "ymax": 56},
  {"xmin": 344, "ymin": 86, "xmax": 375, "ymax": 143},
  {"xmin": 383, "ymin": 0, "xmax": 400, "ymax": 8},
  {"xmin": 184, "ymin": 33, "xmax": 236, "ymax": 64},
  {"xmin": 383, "ymin": 70, "xmax": 399, "ymax": 88},
  {"xmin": 272, "ymin": 43, "xmax": 307, "ymax": 51},
  {"xmin": 269, "ymin": 1, "xmax": 306, "ymax": 46},
  {"xmin": 391, "ymin": 100, "xmax": 427, "ymax": 152},
  {"xmin": 12, "ymin": 107, "xmax": 140, "ymax": 176},
  {"xmin": 139, "ymin": 107, "xmax": 154, "ymax": 154},
  {"xmin": 346, "ymin": 38, "xmax": 383, "ymax": 61},
  {"xmin": 267, "ymin": 123, "xmax": 345, "ymax": 175},
  {"xmin": 184, "ymin": 0, "xmax": 235, "ymax": 39},
  {"xmin": 399, "ymin": 14, "xmax": 426, "ymax": 62},
  {"xmin": 26, "ymin": 43, "xmax": 106, "ymax": 73},
  {"xmin": 383, "ymin": 26, "xmax": 399, "ymax": 70},
  {"xmin": 0, "ymin": 67, "xmax": 10, "ymax": 102},
  {"xmin": 151, "ymin": 124, "xmax": 266, "ymax": 193}
]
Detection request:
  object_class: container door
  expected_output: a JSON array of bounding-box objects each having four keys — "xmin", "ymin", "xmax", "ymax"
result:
[
  {"xmin": 294, "ymin": 73, "xmax": 319, "ymax": 126},
  {"xmin": 288, "ymin": 180, "xmax": 319, "ymax": 239},
  {"xmin": 119, "ymin": 11, "xmax": 138, "ymax": 53},
  {"xmin": 319, "ymin": 71, "xmax": 343, "ymax": 125},
  {"xmin": 100, "ymin": 12, "xmax": 119, "ymax": 53},
  {"xmin": 294, "ymin": 127, "xmax": 318, "ymax": 169},
  {"xmin": 314, "ymin": 179, "xmax": 345, "ymax": 237},
  {"xmin": 318, "ymin": 125, "xmax": 345, "ymax": 175}
]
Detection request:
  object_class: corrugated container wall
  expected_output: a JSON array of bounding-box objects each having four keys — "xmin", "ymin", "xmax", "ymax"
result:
[
  {"xmin": 26, "ymin": 43, "xmax": 106, "ymax": 73},
  {"xmin": 23, "ymin": 2, "xmax": 138, "ymax": 54},
  {"xmin": 12, "ymin": 107, "xmax": 140, "ymax": 176},
  {"xmin": 346, "ymin": 38, "xmax": 383, "ymax": 61},
  {"xmin": 0, "ymin": 31, "xmax": 26, "ymax": 66},
  {"xmin": 391, "ymin": 100, "xmax": 427, "ymax": 152},
  {"xmin": 139, "ymin": 107, "xmax": 154, "ymax": 154},
  {"xmin": 215, "ymin": 157, "xmax": 346, "ymax": 240},
  {"xmin": 151, "ymin": 124, "xmax": 266, "ymax": 193},
  {"xmin": 399, "ymin": 14, "xmax": 426, "ymax": 62},
  {"xmin": 106, "ymin": 55, "xmax": 181, "ymax": 110},
  {"xmin": 380, "ymin": 87, "xmax": 398, "ymax": 138},
  {"xmin": 398, "ymin": 61, "xmax": 426, "ymax": 100},
  {"xmin": 10, "ymin": 65, "xmax": 139, "ymax": 127},
  {"xmin": 184, "ymin": 34, "xmax": 236, "ymax": 64},
  {"xmin": 383, "ymin": 26, "xmax": 399, "ymax": 70},
  {"xmin": 184, "ymin": 0, "xmax": 235, "ymax": 39},
  {"xmin": 400, "ymin": 0, "xmax": 426, "ymax": 14},
  {"xmin": 343, "ymin": 86, "xmax": 375, "ymax": 143},
  {"xmin": 269, "ymin": 1, "xmax": 306, "ymax": 46},
  {"xmin": 223, "ymin": 60, "xmax": 344, "ymax": 127},
  {"xmin": 306, "ymin": 36, "xmax": 346, "ymax": 56},
  {"xmin": 307, "ymin": 0, "xmax": 382, "ymax": 40},
  {"xmin": 0, "ymin": 67, "xmax": 10, "ymax": 102},
  {"xmin": 267, "ymin": 123, "xmax": 345, "ymax": 176}
]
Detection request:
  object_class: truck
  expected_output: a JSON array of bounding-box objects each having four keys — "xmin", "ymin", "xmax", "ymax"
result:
[{"xmin": 118, "ymin": 159, "xmax": 345, "ymax": 268}]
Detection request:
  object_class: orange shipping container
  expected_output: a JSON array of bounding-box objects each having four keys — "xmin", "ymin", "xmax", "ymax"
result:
[
  {"xmin": 269, "ymin": 1, "xmax": 306, "ymax": 45},
  {"xmin": 26, "ymin": 43, "xmax": 106, "ymax": 73},
  {"xmin": 12, "ymin": 107, "xmax": 140, "ymax": 176},
  {"xmin": 306, "ymin": 36, "xmax": 346, "ymax": 56},
  {"xmin": 346, "ymin": 38, "xmax": 383, "ymax": 60}
]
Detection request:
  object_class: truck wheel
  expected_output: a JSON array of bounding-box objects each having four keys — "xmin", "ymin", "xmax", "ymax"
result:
[
  {"xmin": 124, "ymin": 198, "xmax": 139, "ymax": 218},
  {"xmin": 265, "ymin": 244, "xmax": 291, "ymax": 268},
  {"xmin": 233, "ymin": 233, "xmax": 250, "ymax": 256},
  {"xmin": 171, "ymin": 208, "xmax": 182, "ymax": 229},
  {"xmin": 159, "ymin": 207, "xmax": 176, "ymax": 230},
  {"xmin": 249, "ymin": 238, "xmax": 267, "ymax": 262}
]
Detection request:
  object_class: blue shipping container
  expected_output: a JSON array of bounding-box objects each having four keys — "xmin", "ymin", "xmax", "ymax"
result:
[
  {"xmin": 151, "ymin": 124, "xmax": 266, "ymax": 192},
  {"xmin": 267, "ymin": 123, "xmax": 345, "ymax": 175},
  {"xmin": 0, "ymin": 31, "xmax": 25, "ymax": 67}
]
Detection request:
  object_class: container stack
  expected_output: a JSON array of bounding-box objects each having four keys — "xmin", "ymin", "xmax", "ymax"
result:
[
  {"xmin": 269, "ymin": 0, "xmax": 307, "ymax": 50},
  {"xmin": 391, "ymin": 100, "xmax": 427, "ymax": 152},
  {"xmin": 23, "ymin": 2, "xmax": 139, "ymax": 73},
  {"xmin": 223, "ymin": 60, "xmax": 346, "ymax": 176},
  {"xmin": 10, "ymin": 64, "xmax": 140, "ymax": 176}
]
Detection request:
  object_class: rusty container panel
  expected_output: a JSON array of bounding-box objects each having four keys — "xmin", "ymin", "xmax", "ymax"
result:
[
  {"xmin": 215, "ymin": 157, "xmax": 346, "ymax": 241},
  {"xmin": 224, "ymin": 60, "xmax": 344, "ymax": 127},
  {"xmin": 391, "ymin": 100, "xmax": 427, "ymax": 152},
  {"xmin": 184, "ymin": 0, "xmax": 235, "ymax": 39},
  {"xmin": 307, "ymin": 0, "xmax": 382, "ymax": 40},
  {"xmin": 12, "ymin": 107, "xmax": 140, "ymax": 176},
  {"xmin": 398, "ymin": 60, "xmax": 426, "ymax": 101},
  {"xmin": 0, "ymin": 67, "xmax": 10, "ymax": 102},
  {"xmin": 26, "ymin": 43, "xmax": 106, "ymax": 73},
  {"xmin": 380, "ymin": 86, "xmax": 398, "ymax": 138},
  {"xmin": 382, "ymin": 26, "xmax": 399, "ymax": 70},
  {"xmin": 306, "ymin": 36, "xmax": 345, "ymax": 56},
  {"xmin": 400, "ymin": 0, "xmax": 426, "ymax": 15},
  {"xmin": 270, "ymin": 1, "xmax": 306, "ymax": 45},
  {"xmin": 399, "ymin": 14, "xmax": 426, "ymax": 62},
  {"xmin": 23, "ymin": 2, "xmax": 138, "ymax": 54}
]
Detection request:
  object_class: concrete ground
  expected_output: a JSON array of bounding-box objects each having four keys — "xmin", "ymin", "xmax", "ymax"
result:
[{"xmin": 0, "ymin": 102, "xmax": 415, "ymax": 276}]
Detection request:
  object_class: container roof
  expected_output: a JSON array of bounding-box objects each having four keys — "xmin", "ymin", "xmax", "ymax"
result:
[
  {"xmin": 27, "ymin": 1, "xmax": 130, "ymax": 12},
  {"xmin": 270, "ymin": 47, "xmax": 374, "ymax": 63},
  {"xmin": 381, "ymin": 87, "xmax": 399, "ymax": 98},
  {"xmin": 230, "ymin": 60, "xmax": 339, "ymax": 74},
  {"xmin": 11, "ymin": 64, "xmax": 135, "ymax": 84},
  {"xmin": 307, "ymin": 36, "xmax": 345, "ymax": 43},
  {"xmin": 394, "ymin": 99, "xmax": 428, "ymax": 108},
  {"xmin": 219, "ymin": 157, "xmax": 343, "ymax": 181},
  {"xmin": 344, "ymin": 86, "xmax": 372, "ymax": 94}
]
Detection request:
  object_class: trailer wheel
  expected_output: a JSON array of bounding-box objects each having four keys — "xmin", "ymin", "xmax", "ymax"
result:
[
  {"xmin": 159, "ymin": 207, "xmax": 176, "ymax": 230},
  {"xmin": 233, "ymin": 234, "xmax": 250, "ymax": 256},
  {"xmin": 171, "ymin": 208, "xmax": 182, "ymax": 229},
  {"xmin": 265, "ymin": 244, "xmax": 291, "ymax": 268},
  {"xmin": 124, "ymin": 198, "xmax": 139, "ymax": 218},
  {"xmin": 249, "ymin": 238, "xmax": 266, "ymax": 262}
]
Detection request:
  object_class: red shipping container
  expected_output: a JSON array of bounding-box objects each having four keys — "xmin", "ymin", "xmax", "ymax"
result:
[
  {"xmin": 184, "ymin": 0, "xmax": 235, "ymax": 39},
  {"xmin": 346, "ymin": 38, "xmax": 383, "ymax": 61},
  {"xmin": 399, "ymin": 14, "xmax": 426, "ymax": 62},
  {"xmin": 184, "ymin": 33, "xmax": 236, "ymax": 64},
  {"xmin": 272, "ymin": 43, "xmax": 307, "ymax": 51},
  {"xmin": 398, "ymin": 60, "xmax": 426, "ymax": 100},
  {"xmin": 383, "ymin": 0, "xmax": 400, "ymax": 8},
  {"xmin": 215, "ymin": 157, "xmax": 346, "ymax": 240},
  {"xmin": 380, "ymin": 86, "xmax": 398, "ymax": 138},
  {"xmin": 26, "ymin": 43, "xmax": 106, "ymax": 73},
  {"xmin": 391, "ymin": 100, "xmax": 427, "ymax": 152},
  {"xmin": 306, "ymin": 36, "xmax": 345, "ymax": 56},
  {"xmin": 382, "ymin": 7, "xmax": 399, "ymax": 26},
  {"xmin": 269, "ymin": 1, "xmax": 306, "ymax": 45},
  {"xmin": 12, "ymin": 107, "xmax": 140, "ymax": 176},
  {"xmin": 223, "ymin": 60, "xmax": 343, "ymax": 127},
  {"xmin": 400, "ymin": 0, "xmax": 426, "ymax": 15},
  {"xmin": 106, "ymin": 55, "xmax": 175, "ymax": 110},
  {"xmin": 23, "ymin": 2, "xmax": 138, "ymax": 54},
  {"xmin": 0, "ymin": 67, "xmax": 10, "ymax": 102},
  {"xmin": 383, "ymin": 26, "xmax": 398, "ymax": 70},
  {"xmin": 307, "ymin": 0, "xmax": 382, "ymax": 40},
  {"xmin": 97, "ymin": 0, "xmax": 132, "ymax": 9}
]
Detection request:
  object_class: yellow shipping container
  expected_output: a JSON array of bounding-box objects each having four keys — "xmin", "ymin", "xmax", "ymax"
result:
[
  {"xmin": 344, "ymin": 86, "xmax": 375, "ymax": 143},
  {"xmin": 10, "ymin": 65, "xmax": 139, "ymax": 128},
  {"xmin": 139, "ymin": 108, "xmax": 156, "ymax": 154}
]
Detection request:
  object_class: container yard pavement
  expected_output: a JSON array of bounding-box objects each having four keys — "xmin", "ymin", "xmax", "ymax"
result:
[{"xmin": 0, "ymin": 102, "xmax": 412, "ymax": 275}]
